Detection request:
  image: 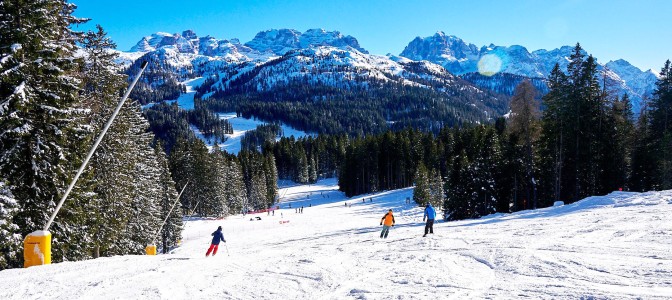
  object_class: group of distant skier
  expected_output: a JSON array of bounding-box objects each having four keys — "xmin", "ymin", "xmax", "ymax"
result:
[{"xmin": 205, "ymin": 199, "xmax": 438, "ymax": 256}]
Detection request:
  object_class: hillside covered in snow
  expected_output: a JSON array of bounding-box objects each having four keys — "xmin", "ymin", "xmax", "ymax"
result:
[
  {"xmin": 2, "ymin": 180, "xmax": 671, "ymax": 299},
  {"xmin": 123, "ymin": 28, "xmax": 658, "ymax": 118}
]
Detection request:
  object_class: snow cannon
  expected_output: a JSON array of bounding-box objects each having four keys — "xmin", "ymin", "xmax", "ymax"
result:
[
  {"xmin": 145, "ymin": 244, "xmax": 157, "ymax": 255},
  {"xmin": 23, "ymin": 231, "xmax": 51, "ymax": 268}
]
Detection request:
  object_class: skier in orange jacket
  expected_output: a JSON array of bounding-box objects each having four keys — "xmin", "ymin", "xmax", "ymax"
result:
[{"xmin": 379, "ymin": 209, "xmax": 395, "ymax": 239}]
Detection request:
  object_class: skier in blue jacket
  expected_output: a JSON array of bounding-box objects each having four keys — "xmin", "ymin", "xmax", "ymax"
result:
[
  {"xmin": 423, "ymin": 203, "xmax": 436, "ymax": 237},
  {"xmin": 206, "ymin": 226, "xmax": 226, "ymax": 256}
]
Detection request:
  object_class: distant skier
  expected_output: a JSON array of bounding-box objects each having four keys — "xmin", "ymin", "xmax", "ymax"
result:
[
  {"xmin": 423, "ymin": 203, "xmax": 436, "ymax": 237},
  {"xmin": 206, "ymin": 226, "xmax": 226, "ymax": 257},
  {"xmin": 379, "ymin": 209, "xmax": 395, "ymax": 239}
]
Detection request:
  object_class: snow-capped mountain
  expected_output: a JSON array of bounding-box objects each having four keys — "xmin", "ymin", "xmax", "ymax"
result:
[
  {"xmin": 194, "ymin": 46, "xmax": 505, "ymax": 131},
  {"xmin": 122, "ymin": 28, "xmax": 504, "ymax": 120},
  {"xmin": 605, "ymin": 59, "xmax": 658, "ymax": 101},
  {"xmin": 201, "ymin": 46, "xmax": 476, "ymax": 95},
  {"xmin": 401, "ymin": 32, "xmax": 658, "ymax": 112},
  {"xmin": 122, "ymin": 28, "xmax": 657, "ymax": 116},
  {"xmin": 243, "ymin": 28, "xmax": 368, "ymax": 55}
]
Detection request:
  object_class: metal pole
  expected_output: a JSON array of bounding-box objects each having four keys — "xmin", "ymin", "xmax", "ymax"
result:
[
  {"xmin": 151, "ymin": 181, "xmax": 189, "ymax": 244},
  {"xmin": 185, "ymin": 200, "xmax": 201, "ymax": 222},
  {"xmin": 44, "ymin": 61, "xmax": 148, "ymax": 231}
]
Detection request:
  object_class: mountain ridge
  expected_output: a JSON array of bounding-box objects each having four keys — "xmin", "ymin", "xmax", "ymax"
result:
[
  {"xmin": 122, "ymin": 28, "xmax": 658, "ymax": 114},
  {"xmin": 400, "ymin": 32, "xmax": 658, "ymax": 112}
]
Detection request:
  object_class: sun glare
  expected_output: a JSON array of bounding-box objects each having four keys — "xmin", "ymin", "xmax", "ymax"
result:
[{"xmin": 477, "ymin": 54, "xmax": 502, "ymax": 76}]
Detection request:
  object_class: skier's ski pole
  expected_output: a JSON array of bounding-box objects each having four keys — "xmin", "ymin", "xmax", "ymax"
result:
[{"xmin": 224, "ymin": 243, "xmax": 230, "ymax": 256}]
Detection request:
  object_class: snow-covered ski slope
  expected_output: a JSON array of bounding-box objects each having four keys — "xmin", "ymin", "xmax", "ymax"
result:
[
  {"xmin": 162, "ymin": 77, "xmax": 311, "ymax": 154},
  {"xmin": 2, "ymin": 179, "xmax": 671, "ymax": 299}
]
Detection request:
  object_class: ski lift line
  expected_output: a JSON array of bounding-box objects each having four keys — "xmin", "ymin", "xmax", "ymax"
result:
[
  {"xmin": 151, "ymin": 181, "xmax": 189, "ymax": 245},
  {"xmin": 43, "ymin": 61, "xmax": 149, "ymax": 231}
]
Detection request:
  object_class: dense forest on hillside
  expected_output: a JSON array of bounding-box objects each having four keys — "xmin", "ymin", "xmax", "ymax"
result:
[{"xmin": 203, "ymin": 80, "xmax": 498, "ymax": 136}]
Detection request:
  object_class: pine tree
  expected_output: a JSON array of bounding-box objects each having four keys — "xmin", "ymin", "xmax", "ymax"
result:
[
  {"xmin": 111, "ymin": 101, "xmax": 162, "ymax": 254},
  {"xmin": 0, "ymin": 180, "xmax": 21, "ymax": 269},
  {"xmin": 607, "ymin": 94, "xmax": 634, "ymax": 190},
  {"xmin": 169, "ymin": 138, "xmax": 196, "ymax": 212},
  {"xmin": 78, "ymin": 24, "xmax": 135, "ymax": 258},
  {"xmin": 630, "ymin": 107, "xmax": 656, "ymax": 191},
  {"xmin": 0, "ymin": 0, "xmax": 90, "ymax": 265},
  {"xmin": 427, "ymin": 168, "xmax": 444, "ymax": 208},
  {"xmin": 413, "ymin": 163, "xmax": 430, "ymax": 206},
  {"xmin": 156, "ymin": 142, "xmax": 182, "ymax": 254},
  {"xmin": 507, "ymin": 80, "xmax": 540, "ymax": 208},
  {"xmin": 538, "ymin": 63, "xmax": 569, "ymax": 204},
  {"xmin": 444, "ymin": 149, "xmax": 471, "ymax": 220},
  {"xmin": 209, "ymin": 146, "xmax": 230, "ymax": 217},
  {"xmin": 224, "ymin": 158, "xmax": 246, "ymax": 214},
  {"xmin": 308, "ymin": 155, "xmax": 318, "ymax": 184},
  {"xmin": 264, "ymin": 153, "xmax": 279, "ymax": 206},
  {"xmin": 650, "ymin": 60, "xmax": 672, "ymax": 189}
]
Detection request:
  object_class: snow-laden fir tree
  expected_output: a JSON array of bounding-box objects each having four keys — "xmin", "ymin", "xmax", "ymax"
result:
[
  {"xmin": 308, "ymin": 155, "xmax": 318, "ymax": 184},
  {"xmin": 208, "ymin": 146, "xmax": 230, "ymax": 217},
  {"xmin": 77, "ymin": 24, "xmax": 137, "ymax": 258},
  {"xmin": 115, "ymin": 101, "xmax": 163, "ymax": 254},
  {"xmin": 169, "ymin": 138, "xmax": 197, "ymax": 213},
  {"xmin": 468, "ymin": 126, "xmax": 500, "ymax": 217},
  {"xmin": 444, "ymin": 149, "xmax": 471, "ymax": 220},
  {"xmin": 224, "ymin": 158, "xmax": 246, "ymax": 215},
  {"xmin": 264, "ymin": 153, "xmax": 279, "ymax": 206},
  {"xmin": 155, "ymin": 142, "xmax": 182, "ymax": 254},
  {"xmin": 295, "ymin": 147, "xmax": 309, "ymax": 184},
  {"xmin": 413, "ymin": 163, "xmax": 430, "ymax": 206},
  {"xmin": 0, "ymin": 0, "xmax": 91, "ymax": 266},
  {"xmin": 427, "ymin": 168, "xmax": 444, "ymax": 208},
  {"xmin": 0, "ymin": 180, "xmax": 21, "ymax": 269}
]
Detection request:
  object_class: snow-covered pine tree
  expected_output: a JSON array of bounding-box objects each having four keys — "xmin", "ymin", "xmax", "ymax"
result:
[
  {"xmin": 0, "ymin": 0, "xmax": 90, "ymax": 265},
  {"xmin": 209, "ymin": 146, "xmax": 230, "ymax": 217},
  {"xmin": 413, "ymin": 163, "xmax": 430, "ymax": 206},
  {"xmin": 77, "ymin": 24, "xmax": 137, "ymax": 258},
  {"xmin": 295, "ymin": 147, "xmax": 309, "ymax": 184},
  {"xmin": 251, "ymin": 171, "xmax": 268, "ymax": 210},
  {"xmin": 468, "ymin": 126, "xmax": 500, "ymax": 217},
  {"xmin": 428, "ymin": 168, "xmax": 444, "ymax": 208},
  {"xmin": 308, "ymin": 155, "xmax": 318, "ymax": 184},
  {"xmin": 0, "ymin": 180, "xmax": 21, "ymax": 269},
  {"xmin": 223, "ymin": 158, "xmax": 246, "ymax": 214},
  {"xmin": 264, "ymin": 153, "xmax": 279, "ymax": 206},
  {"xmin": 444, "ymin": 149, "xmax": 471, "ymax": 220},
  {"xmin": 155, "ymin": 142, "xmax": 182, "ymax": 254},
  {"xmin": 169, "ymin": 138, "xmax": 196, "ymax": 213},
  {"xmin": 116, "ymin": 101, "xmax": 162, "ymax": 254}
]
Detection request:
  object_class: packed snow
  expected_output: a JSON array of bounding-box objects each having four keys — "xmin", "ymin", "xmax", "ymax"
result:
[{"xmin": 2, "ymin": 179, "xmax": 671, "ymax": 299}]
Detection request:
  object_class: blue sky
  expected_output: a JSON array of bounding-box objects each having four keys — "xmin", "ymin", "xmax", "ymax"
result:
[{"xmin": 72, "ymin": 0, "xmax": 671, "ymax": 72}]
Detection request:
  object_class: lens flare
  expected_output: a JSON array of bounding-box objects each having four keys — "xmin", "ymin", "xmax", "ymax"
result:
[{"xmin": 477, "ymin": 54, "xmax": 502, "ymax": 76}]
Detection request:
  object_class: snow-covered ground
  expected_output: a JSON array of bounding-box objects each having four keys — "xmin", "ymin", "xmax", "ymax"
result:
[
  {"xmin": 212, "ymin": 113, "xmax": 312, "ymax": 154},
  {"xmin": 3, "ymin": 180, "xmax": 671, "ymax": 299},
  {"xmin": 164, "ymin": 77, "xmax": 205, "ymax": 110},
  {"xmin": 161, "ymin": 78, "xmax": 311, "ymax": 154}
]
